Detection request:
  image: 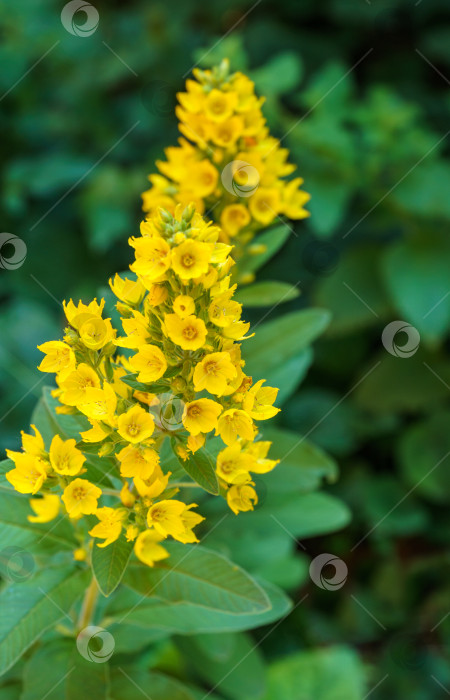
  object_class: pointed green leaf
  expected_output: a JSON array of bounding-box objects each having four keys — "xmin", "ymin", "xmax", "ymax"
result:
[
  {"xmin": 234, "ymin": 281, "xmax": 300, "ymax": 307},
  {"xmin": 173, "ymin": 442, "xmax": 219, "ymax": 495},
  {"xmin": 92, "ymin": 536, "xmax": 134, "ymax": 597}
]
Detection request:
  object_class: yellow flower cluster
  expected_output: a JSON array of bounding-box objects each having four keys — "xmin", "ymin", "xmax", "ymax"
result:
[
  {"xmin": 142, "ymin": 60, "xmax": 310, "ymax": 272},
  {"xmin": 6, "ymin": 205, "xmax": 280, "ymax": 567}
]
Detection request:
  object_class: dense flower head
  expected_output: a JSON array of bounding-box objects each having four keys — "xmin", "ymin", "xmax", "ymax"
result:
[
  {"xmin": 142, "ymin": 60, "xmax": 310, "ymax": 278},
  {"xmin": 6, "ymin": 205, "xmax": 280, "ymax": 567}
]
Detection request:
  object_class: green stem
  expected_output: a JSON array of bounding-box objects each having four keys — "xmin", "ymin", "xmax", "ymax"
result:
[{"xmin": 77, "ymin": 576, "xmax": 99, "ymax": 632}]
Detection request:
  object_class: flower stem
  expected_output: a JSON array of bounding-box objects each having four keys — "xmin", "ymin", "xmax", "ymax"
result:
[{"xmin": 77, "ymin": 576, "xmax": 99, "ymax": 632}]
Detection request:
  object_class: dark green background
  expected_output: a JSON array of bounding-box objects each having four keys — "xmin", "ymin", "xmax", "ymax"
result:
[{"xmin": 1, "ymin": 0, "xmax": 449, "ymax": 697}]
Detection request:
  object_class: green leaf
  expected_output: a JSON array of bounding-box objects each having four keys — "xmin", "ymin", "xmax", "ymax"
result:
[
  {"xmin": 242, "ymin": 309, "xmax": 330, "ymax": 402},
  {"xmin": 21, "ymin": 638, "xmax": 109, "ymax": 700},
  {"xmin": 234, "ymin": 281, "xmax": 300, "ymax": 307},
  {"xmin": 0, "ymin": 567, "xmax": 89, "ymax": 676},
  {"xmin": 0, "ymin": 490, "xmax": 76, "ymax": 554},
  {"xmin": 106, "ymin": 577, "xmax": 291, "ymax": 635},
  {"xmin": 110, "ymin": 668, "xmax": 206, "ymax": 700},
  {"xmin": 261, "ymin": 427, "xmax": 339, "ymax": 492},
  {"xmin": 381, "ymin": 235, "xmax": 450, "ymax": 343},
  {"xmin": 237, "ymin": 224, "xmax": 291, "ymax": 279},
  {"xmin": 123, "ymin": 542, "xmax": 270, "ymax": 615},
  {"xmin": 397, "ymin": 411, "xmax": 450, "ymax": 503},
  {"xmin": 307, "ymin": 178, "xmax": 352, "ymax": 237},
  {"xmin": 173, "ymin": 443, "xmax": 219, "ymax": 495},
  {"xmin": 262, "ymin": 646, "xmax": 366, "ymax": 700},
  {"xmin": 177, "ymin": 632, "xmax": 266, "ymax": 700},
  {"xmin": 92, "ymin": 535, "xmax": 134, "ymax": 597}
]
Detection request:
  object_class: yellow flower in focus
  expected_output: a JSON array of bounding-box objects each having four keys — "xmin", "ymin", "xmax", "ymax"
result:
[
  {"xmin": 109, "ymin": 273, "xmax": 146, "ymax": 306},
  {"xmin": 182, "ymin": 398, "xmax": 222, "ymax": 436},
  {"xmin": 216, "ymin": 443, "xmax": 252, "ymax": 484},
  {"xmin": 243, "ymin": 379, "xmax": 280, "ymax": 420},
  {"xmin": 217, "ymin": 408, "xmax": 254, "ymax": 446},
  {"xmin": 77, "ymin": 383, "xmax": 117, "ymax": 424},
  {"xmin": 117, "ymin": 405, "xmax": 155, "ymax": 444},
  {"xmin": 80, "ymin": 420, "xmax": 109, "ymax": 443},
  {"xmin": 173, "ymin": 294, "xmax": 195, "ymax": 318},
  {"xmin": 89, "ymin": 507, "xmax": 127, "ymax": 547},
  {"xmin": 60, "ymin": 364, "xmax": 100, "ymax": 406},
  {"xmin": 164, "ymin": 314, "xmax": 207, "ymax": 351},
  {"xmin": 49, "ymin": 435, "xmax": 86, "ymax": 476},
  {"xmin": 134, "ymin": 529, "xmax": 169, "ymax": 567},
  {"xmin": 62, "ymin": 478, "xmax": 102, "ymax": 518},
  {"xmin": 171, "ymin": 239, "xmax": 212, "ymax": 280},
  {"xmin": 79, "ymin": 316, "xmax": 115, "ymax": 350},
  {"xmin": 174, "ymin": 505, "xmax": 205, "ymax": 543},
  {"xmin": 130, "ymin": 236, "xmax": 171, "ymax": 280},
  {"xmin": 129, "ymin": 344, "xmax": 167, "ymax": 383},
  {"xmin": 193, "ymin": 352, "xmax": 237, "ymax": 396},
  {"xmin": 134, "ymin": 467, "xmax": 170, "ymax": 499},
  {"xmin": 6, "ymin": 454, "xmax": 48, "ymax": 494},
  {"xmin": 117, "ymin": 445, "xmax": 159, "ymax": 479},
  {"xmin": 227, "ymin": 483, "xmax": 258, "ymax": 515},
  {"xmin": 147, "ymin": 499, "xmax": 188, "ymax": 538},
  {"xmin": 37, "ymin": 341, "xmax": 76, "ymax": 381},
  {"xmin": 20, "ymin": 424, "xmax": 45, "ymax": 457},
  {"xmin": 27, "ymin": 494, "xmax": 60, "ymax": 523},
  {"xmin": 63, "ymin": 299, "xmax": 105, "ymax": 329}
]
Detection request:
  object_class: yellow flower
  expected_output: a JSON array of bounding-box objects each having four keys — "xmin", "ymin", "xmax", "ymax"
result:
[
  {"xmin": 173, "ymin": 294, "xmax": 196, "ymax": 318},
  {"xmin": 188, "ymin": 160, "xmax": 219, "ymax": 197},
  {"xmin": 130, "ymin": 236, "xmax": 171, "ymax": 280},
  {"xmin": 60, "ymin": 364, "xmax": 101, "ymax": 406},
  {"xmin": 171, "ymin": 239, "xmax": 212, "ymax": 280},
  {"xmin": 144, "ymin": 283, "xmax": 168, "ymax": 306},
  {"xmin": 187, "ymin": 433, "xmax": 205, "ymax": 453},
  {"xmin": 49, "ymin": 435, "xmax": 86, "ymax": 476},
  {"xmin": 120, "ymin": 483, "xmax": 136, "ymax": 507},
  {"xmin": 79, "ymin": 316, "xmax": 115, "ymax": 350},
  {"xmin": 63, "ymin": 298, "xmax": 105, "ymax": 329},
  {"xmin": 77, "ymin": 383, "xmax": 117, "ymax": 424},
  {"xmin": 134, "ymin": 529, "xmax": 169, "ymax": 567},
  {"xmin": 37, "ymin": 341, "xmax": 76, "ymax": 381},
  {"xmin": 164, "ymin": 313, "xmax": 207, "ymax": 351},
  {"xmin": 182, "ymin": 398, "xmax": 222, "ymax": 436},
  {"xmin": 216, "ymin": 443, "xmax": 252, "ymax": 484},
  {"xmin": 227, "ymin": 484, "xmax": 258, "ymax": 515},
  {"xmin": 20, "ymin": 424, "xmax": 45, "ymax": 456},
  {"xmin": 243, "ymin": 379, "xmax": 280, "ymax": 420},
  {"xmin": 193, "ymin": 352, "xmax": 237, "ymax": 396},
  {"xmin": 117, "ymin": 445, "xmax": 159, "ymax": 479},
  {"xmin": 205, "ymin": 89, "xmax": 238, "ymax": 122},
  {"xmin": 249, "ymin": 188, "xmax": 281, "ymax": 226},
  {"xmin": 115, "ymin": 313, "xmax": 150, "ymax": 349},
  {"xmin": 129, "ymin": 344, "xmax": 167, "ymax": 383},
  {"xmin": 6, "ymin": 454, "xmax": 48, "ymax": 494},
  {"xmin": 27, "ymin": 494, "xmax": 60, "ymax": 523},
  {"xmin": 62, "ymin": 478, "xmax": 102, "ymax": 518},
  {"xmin": 174, "ymin": 505, "xmax": 205, "ymax": 543},
  {"xmin": 117, "ymin": 405, "xmax": 155, "ymax": 444},
  {"xmin": 147, "ymin": 499, "xmax": 186, "ymax": 537},
  {"xmin": 80, "ymin": 420, "xmax": 110, "ymax": 443},
  {"xmin": 134, "ymin": 467, "xmax": 170, "ymax": 499},
  {"xmin": 208, "ymin": 293, "xmax": 242, "ymax": 328},
  {"xmin": 217, "ymin": 409, "xmax": 254, "ymax": 446},
  {"xmin": 89, "ymin": 507, "xmax": 127, "ymax": 547},
  {"xmin": 126, "ymin": 524, "xmax": 139, "ymax": 542},
  {"xmin": 109, "ymin": 273, "xmax": 146, "ymax": 306},
  {"xmin": 220, "ymin": 204, "xmax": 251, "ymax": 237},
  {"xmin": 244, "ymin": 441, "xmax": 279, "ymax": 474}
]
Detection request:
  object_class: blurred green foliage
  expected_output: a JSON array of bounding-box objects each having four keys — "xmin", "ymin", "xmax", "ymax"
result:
[{"xmin": 1, "ymin": 0, "xmax": 450, "ymax": 698}]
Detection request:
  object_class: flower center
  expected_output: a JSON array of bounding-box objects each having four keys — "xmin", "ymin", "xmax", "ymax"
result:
[{"xmin": 182, "ymin": 254, "xmax": 195, "ymax": 268}]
